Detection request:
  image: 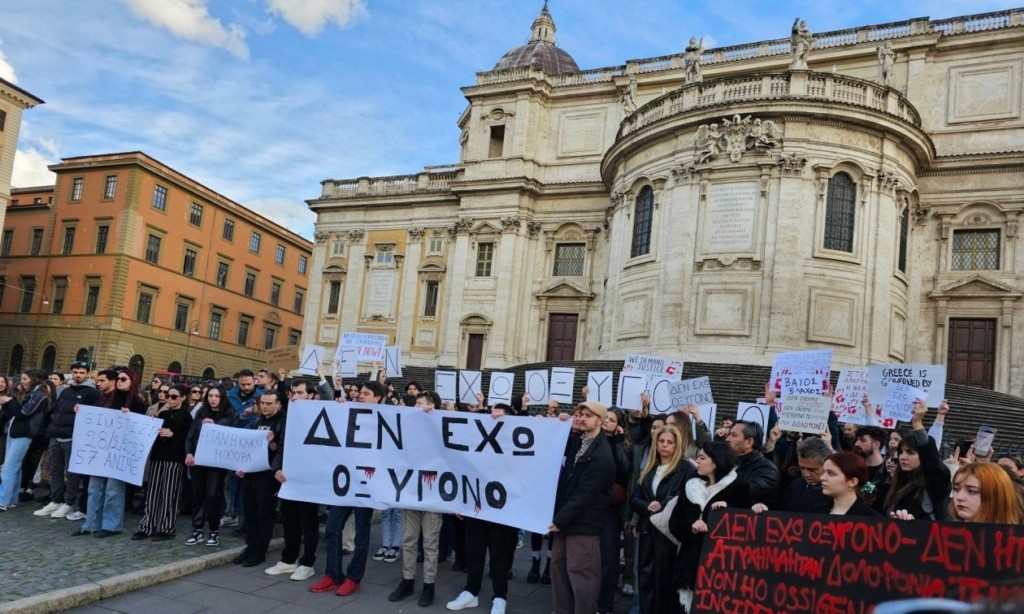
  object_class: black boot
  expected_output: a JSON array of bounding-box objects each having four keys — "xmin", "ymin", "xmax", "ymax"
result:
[
  {"xmin": 388, "ymin": 578, "xmax": 415, "ymax": 602},
  {"xmin": 540, "ymin": 556, "xmax": 551, "ymax": 585},
  {"xmin": 418, "ymin": 583, "xmax": 435, "ymax": 607},
  {"xmin": 527, "ymin": 557, "xmax": 541, "ymax": 583}
]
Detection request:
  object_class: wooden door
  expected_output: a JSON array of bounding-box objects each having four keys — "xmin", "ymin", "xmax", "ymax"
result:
[
  {"xmin": 466, "ymin": 334, "xmax": 484, "ymax": 370},
  {"xmin": 947, "ymin": 318, "xmax": 996, "ymax": 389},
  {"xmin": 546, "ymin": 314, "xmax": 579, "ymax": 361}
]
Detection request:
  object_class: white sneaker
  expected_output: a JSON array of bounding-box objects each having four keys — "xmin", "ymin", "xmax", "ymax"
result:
[
  {"xmin": 490, "ymin": 597, "xmax": 506, "ymax": 614},
  {"xmin": 289, "ymin": 565, "xmax": 315, "ymax": 581},
  {"xmin": 66, "ymin": 511, "xmax": 86, "ymax": 521},
  {"xmin": 264, "ymin": 561, "xmax": 298, "ymax": 576},
  {"xmin": 34, "ymin": 502, "xmax": 60, "ymax": 516},
  {"xmin": 446, "ymin": 590, "xmax": 479, "ymax": 610},
  {"xmin": 51, "ymin": 503, "xmax": 73, "ymax": 518}
]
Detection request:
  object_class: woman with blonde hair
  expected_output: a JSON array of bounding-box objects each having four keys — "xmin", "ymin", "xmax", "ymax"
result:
[
  {"xmin": 949, "ymin": 462, "xmax": 1021, "ymax": 525},
  {"xmin": 629, "ymin": 425, "xmax": 693, "ymax": 614}
]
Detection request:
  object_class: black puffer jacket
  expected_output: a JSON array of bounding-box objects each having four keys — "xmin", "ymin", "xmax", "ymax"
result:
[
  {"xmin": 46, "ymin": 383, "xmax": 100, "ymax": 439},
  {"xmin": 8, "ymin": 386, "xmax": 51, "ymax": 439},
  {"xmin": 607, "ymin": 432, "xmax": 631, "ymax": 508},
  {"xmin": 735, "ymin": 450, "xmax": 781, "ymax": 507},
  {"xmin": 552, "ymin": 432, "xmax": 615, "ymax": 535}
]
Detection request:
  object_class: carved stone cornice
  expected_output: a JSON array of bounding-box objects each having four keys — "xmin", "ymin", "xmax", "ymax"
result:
[
  {"xmin": 776, "ymin": 153, "xmax": 807, "ymax": 177},
  {"xmin": 447, "ymin": 219, "xmax": 474, "ymax": 237},
  {"xmin": 313, "ymin": 230, "xmax": 330, "ymax": 244},
  {"xmin": 671, "ymin": 164, "xmax": 697, "ymax": 183},
  {"xmin": 408, "ymin": 227, "xmax": 426, "ymax": 242},
  {"xmin": 347, "ymin": 229, "xmax": 366, "ymax": 243},
  {"xmin": 500, "ymin": 216, "xmax": 522, "ymax": 233}
]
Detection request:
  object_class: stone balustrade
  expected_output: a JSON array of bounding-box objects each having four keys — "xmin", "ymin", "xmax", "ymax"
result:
[
  {"xmin": 618, "ymin": 70, "xmax": 921, "ymax": 138},
  {"xmin": 320, "ymin": 168, "xmax": 461, "ymax": 199}
]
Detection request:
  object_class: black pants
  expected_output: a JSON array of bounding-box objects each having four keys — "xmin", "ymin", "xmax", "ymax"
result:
[
  {"xmin": 638, "ymin": 530, "xmax": 678, "ymax": 614},
  {"xmin": 190, "ymin": 466, "xmax": 227, "ymax": 531},
  {"xmin": 463, "ymin": 517, "xmax": 518, "ymax": 600},
  {"xmin": 242, "ymin": 471, "xmax": 279, "ymax": 557},
  {"xmin": 453, "ymin": 514, "xmax": 467, "ymax": 565},
  {"xmin": 280, "ymin": 499, "xmax": 319, "ymax": 567}
]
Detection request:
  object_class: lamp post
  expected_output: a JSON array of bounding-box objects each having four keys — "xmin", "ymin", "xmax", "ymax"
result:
[{"xmin": 183, "ymin": 320, "xmax": 200, "ymax": 378}]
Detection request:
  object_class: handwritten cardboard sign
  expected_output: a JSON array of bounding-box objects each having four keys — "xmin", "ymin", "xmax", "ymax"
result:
[
  {"xmin": 669, "ymin": 377, "xmax": 714, "ymax": 408},
  {"xmin": 338, "ymin": 332, "xmax": 389, "ymax": 362},
  {"xmin": 549, "ymin": 367, "xmax": 576, "ymax": 405},
  {"xmin": 459, "ymin": 371, "xmax": 482, "ymax": 405},
  {"xmin": 384, "ymin": 346, "xmax": 403, "ymax": 378},
  {"xmin": 194, "ymin": 424, "xmax": 271, "ymax": 473},
  {"xmin": 622, "ymin": 354, "xmax": 683, "ymax": 381},
  {"xmin": 435, "ymin": 371, "xmax": 457, "ymax": 404},
  {"xmin": 587, "ymin": 372, "xmax": 613, "ymax": 405},
  {"xmin": 735, "ymin": 403, "xmax": 770, "ymax": 443},
  {"xmin": 832, "ymin": 368, "xmax": 871, "ymax": 424},
  {"xmin": 336, "ymin": 346, "xmax": 358, "ymax": 377},
  {"xmin": 867, "ymin": 364, "xmax": 946, "ymax": 409},
  {"xmin": 279, "ymin": 401, "xmax": 572, "ymax": 533},
  {"xmin": 524, "ymin": 370, "xmax": 550, "ymax": 405},
  {"xmin": 882, "ymin": 382, "xmax": 928, "ymax": 423},
  {"xmin": 776, "ymin": 394, "xmax": 831, "ymax": 434},
  {"xmin": 487, "ymin": 372, "xmax": 514, "ymax": 406},
  {"xmin": 693, "ymin": 509, "xmax": 1024, "ymax": 613},
  {"xmin": 69, "ymin": 406, "xmax": 160, "ymax": 486},
  {"xmin": 647, "ymin": 378, "xmax": 676, "ymax": 415},
  {"xmin": 617, "ymin": 372, "xmax": 648, "ymax": 411},
  {"xmin": 298, "ymin": 345, "xmax": 327, "ymax": 376},
  {"xmin": 769, "ymin": 349, "xmax": 831, "ymax": 392}
]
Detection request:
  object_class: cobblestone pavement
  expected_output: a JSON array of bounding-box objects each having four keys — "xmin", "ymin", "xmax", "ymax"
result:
[{"xmin": 0, "ymin": 499, "xmax": 250, "ymax": 604}]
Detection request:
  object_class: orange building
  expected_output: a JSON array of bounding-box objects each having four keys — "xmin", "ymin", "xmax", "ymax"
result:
[{"xmin": 0, "ymin": 151, "xmax": 312, "ymax": 380}]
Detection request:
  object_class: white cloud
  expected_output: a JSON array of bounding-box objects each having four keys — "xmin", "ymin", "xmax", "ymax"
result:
[
  {"xmin": 123, "ymin": 0, "xmax": 248, "ymax": 59},
  {"xmin": 266, "ymin": 0, "xmax": 367, "ymax": 36},
  {"xmin": 0, "ymin": 37, "xmax": 16, "ymax": 83},
  {"xmin": 243, "ymin": 197, "xmax": 317, "ymax": 239},
  {"xmin": 12, "ymin": 147, "xmax": 58, "ymax": 188}
]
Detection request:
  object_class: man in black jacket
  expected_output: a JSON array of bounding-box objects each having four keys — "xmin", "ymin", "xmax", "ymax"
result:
[
  {"xmin": 35, "ymin": 361, "xmax": 98, "ymax": 519},
  {"xmin": 549, "ymin": 401, "xmax": 614, "ymax": 614},
  {"xmin": 233, "ymin": 389, "xmax": 286, "ymax": 567},
  {"xmin": 727, "ymin": 420, "xmax": 781, "ymax": 507}
]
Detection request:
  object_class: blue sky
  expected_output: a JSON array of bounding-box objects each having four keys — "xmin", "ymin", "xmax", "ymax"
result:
[{"xmin": 0, "ymin": 0, "xmax": 1018, "ymax": 238}]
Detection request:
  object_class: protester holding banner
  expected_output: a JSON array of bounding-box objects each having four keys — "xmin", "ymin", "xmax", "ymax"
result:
[
  {"xmin": 885, "ymin": 399, "xmax": 951, "ymax": 521},
  {"xmin": 549, "ymin": 401, "xmax": 615, "ymax": 614},
  {"xmin": 233, "ymin": 390, "xmax": 285, "ymax": 567},
  {"xmin": 0, "ymin": 369, "xmax": 52, "ymax": 511},
  {"xmin": 631, "ymin": 425, "xmax": 693, "ymax": 614},
  {"xmin": 134, "ymin": 382, "xmax": 192, "ymax": 542},
  {"xmin": 819, "ymin": 451, "xmax": 879, "ymax": 516},
  {"xmin": 668, "ymin": 441, "xmax": 751, "ymax": 613},
  {"xmin": 597, "ymin": 407, "xmax": 632, "ymax": 614},
  {"xmin": 184, "ymin": 385, "xmax": 236, "ymax": 547}
]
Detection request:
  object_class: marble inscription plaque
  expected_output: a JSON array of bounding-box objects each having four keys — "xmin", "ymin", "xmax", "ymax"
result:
[
  {"xmin": 364, "ymin": 269, "xmax": 397, "ymax": 317},
  {"xmin": 704, "ymin": 182, "xmax": 758, "ymax": 253}
]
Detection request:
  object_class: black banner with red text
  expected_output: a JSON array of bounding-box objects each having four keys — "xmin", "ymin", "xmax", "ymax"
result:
[{"xmin": 694, "ymin": 509, "xmax": 1024, "ymax": 613}]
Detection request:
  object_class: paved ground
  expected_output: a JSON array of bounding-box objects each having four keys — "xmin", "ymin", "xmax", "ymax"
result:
[{"xmin": 2, "ymin": 496, "xmax": 633, "ymax": 613}]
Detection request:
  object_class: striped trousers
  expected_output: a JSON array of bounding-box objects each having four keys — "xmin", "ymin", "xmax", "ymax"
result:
[{"xmin": 140, "ymin": 461, "xmax": 185, "ymax": 535}]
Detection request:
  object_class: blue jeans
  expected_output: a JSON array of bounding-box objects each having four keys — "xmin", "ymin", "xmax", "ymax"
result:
[
  {"xmin": 380, "ymin": 507, "xmax": 403, "ymax": 547},
  {"xmin": 0, "ymin": 435, "xmax": 31, "ymax": 506},
  {"xmin": 325, "ymin": 506, "xmax": 372, "ymax": 583},
  {"xmin": 83, "ymin": 476, "xmax": 125, "ymax": 532}
]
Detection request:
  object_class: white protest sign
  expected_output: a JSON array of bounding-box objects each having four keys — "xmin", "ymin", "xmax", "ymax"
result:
[
  {"xmin": 586, "ymin": 372, "xmax": 613, "ymax": 405},
  {"xmin": 736, "ymin": 403, "xmax": 770, "ymax": 443},
  {"xmin": 336, "ymin": 346, "xmax": 358, "ymax": 377},
  {"xmin": 435, "ymin": 371, "xmax": 457, "ymax": 404},
  {"xmin": 339, "ymin": 332, "xmax": 389, "ymax": 362},
  {"xmin": 384, "ymin": 346, "xmax": 403, "ymax": 378},
  {"xmin": 769, "ymin": 349, "xmax": 832, "ymax": 391},
  {"xmin": 622, "ymin": 354, "xmax": 683, "ymax": 381},
  {"xmin": 777, "ymin": 395, "xmax": 832, "ymax": 434},
  {"xmin": 549, "ymin": 367, "xmax": 576, "ymax": 405},
  {"xmin": 866, "ymin": 364, "xmax": 946, "ymax": 409},
  {"xmin": 647, "ymin": 378, "xmax": 675, "ymax": 415},
  {"xmin": 459, "ymin": 371, "xmax": 482, "ymax": 405},
  {"xmin": 487, "ymin": 372, "xmax": 514, "ymax": 406},
  {"xmin": 779, "ymin": 372, "xmax": 828, "ymax": 398},
  {"xmin": 69, "ymin": 406, "xmax": 160, "ymax": 486},
  {"xmin": 692, "ymin": 403, "xmax": 717, "ymax": 440},
  {"xmin": 882, "ymin": 382, "xmax": 927, "ymax": 423},
  {"xmin": 617, "ymin": 373, "xmax": 648, "ymax": 411},
  {"xmin": 298, "ymin": 345, "xmax": 327, "ymax": 376},
  {"xmin": 279, "ymin": 401, "xmax": 572, "ymax": 533},
  {"xmin": 669, "ymin": 377, "xmax": 714, "ymax": 409},
  {"xmin": 194, "ymin": 424, "xmax": 270, "ymax": 473},
  {"xmin": 833, "ymin": 368, "xmax": 871, "ymax": 424},
  {"xmin": 524, "ymin": 370, "xmax": 550, "ymax": 405}
]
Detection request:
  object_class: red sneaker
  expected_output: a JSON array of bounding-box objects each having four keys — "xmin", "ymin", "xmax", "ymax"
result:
[
  {"xmin": 336, "ymin": 578, "xmax": 360, "ymax": 596},
  {"xmin": 309, "ymin": 576, "xmax": 339, "ymax": 593}
]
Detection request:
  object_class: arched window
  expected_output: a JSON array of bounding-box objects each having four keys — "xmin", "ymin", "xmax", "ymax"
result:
[
  {"xmin": 75, "ymin": 348, "xmax": 89, "ymax": 362},
  {"xmin": 202, "ymin": 367, "xmax": 216, "ymax": 380},
  {"xmin": 631, "ymin": 186, "xmax": 654, "ymax": 258},
  {"xmin": 823, "ymin": 172, "xmax": 856, "ymax": 253},
  {"xmin": 129, "ymin": 355, "xmax": 145, "ymax": 380},
  {"xmin": 897, "ymin": 208, "xmax": 909, "ymax": 274},
  {"xmin": 167, "ymin": 361, "xmax": 182, "ymax": 373},
  {"xmin": 41, "ymin": 345, "xmax": 57, "ymax": 371},
  {"xmin": 9, "ymin": 344, "xmax": 22, "ymax": 374}
]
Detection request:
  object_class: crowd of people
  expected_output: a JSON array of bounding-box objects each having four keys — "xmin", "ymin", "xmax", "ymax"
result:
[{"xmin": 1, "ymin": 362, "xmax": 1022, "ymax": 614}]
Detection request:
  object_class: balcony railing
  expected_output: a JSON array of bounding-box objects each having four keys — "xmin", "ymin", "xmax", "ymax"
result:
[{"xmin": 319, "ymin": 168, "xmax": 462, "ymax": 200}]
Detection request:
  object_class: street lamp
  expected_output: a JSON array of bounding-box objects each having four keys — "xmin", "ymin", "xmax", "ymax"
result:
[{"xmin": 183, "ymin": 320, "xmax": 200, "ymax": 377}]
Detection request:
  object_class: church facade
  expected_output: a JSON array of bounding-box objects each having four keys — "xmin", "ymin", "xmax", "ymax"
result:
[{"xmin": 304, "ymin": 6, "xmax": 1024, "ymax": 397}]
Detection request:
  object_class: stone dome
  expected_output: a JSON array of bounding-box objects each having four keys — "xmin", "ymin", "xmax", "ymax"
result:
[{"xmin": 492, "ymin": 3, "xmax": 579, "ymax": 74}]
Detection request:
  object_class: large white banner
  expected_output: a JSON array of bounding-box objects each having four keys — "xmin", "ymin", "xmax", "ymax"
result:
[
  {"xmin": 69, "ymin": 406, "xmax": 160, "ymax": 486},
  {"xmin": 279, "ymin": 401, "xmax": 572, "ymax": 533},
  {"xmin": 194, "ymin": 424, "xmax": 271, "ymax": 473}
]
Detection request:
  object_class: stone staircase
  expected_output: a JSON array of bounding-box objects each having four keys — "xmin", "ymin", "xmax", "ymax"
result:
[{"xmin": 358, "ymin": 360, "xmax": 1024, "ymax": 453}]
